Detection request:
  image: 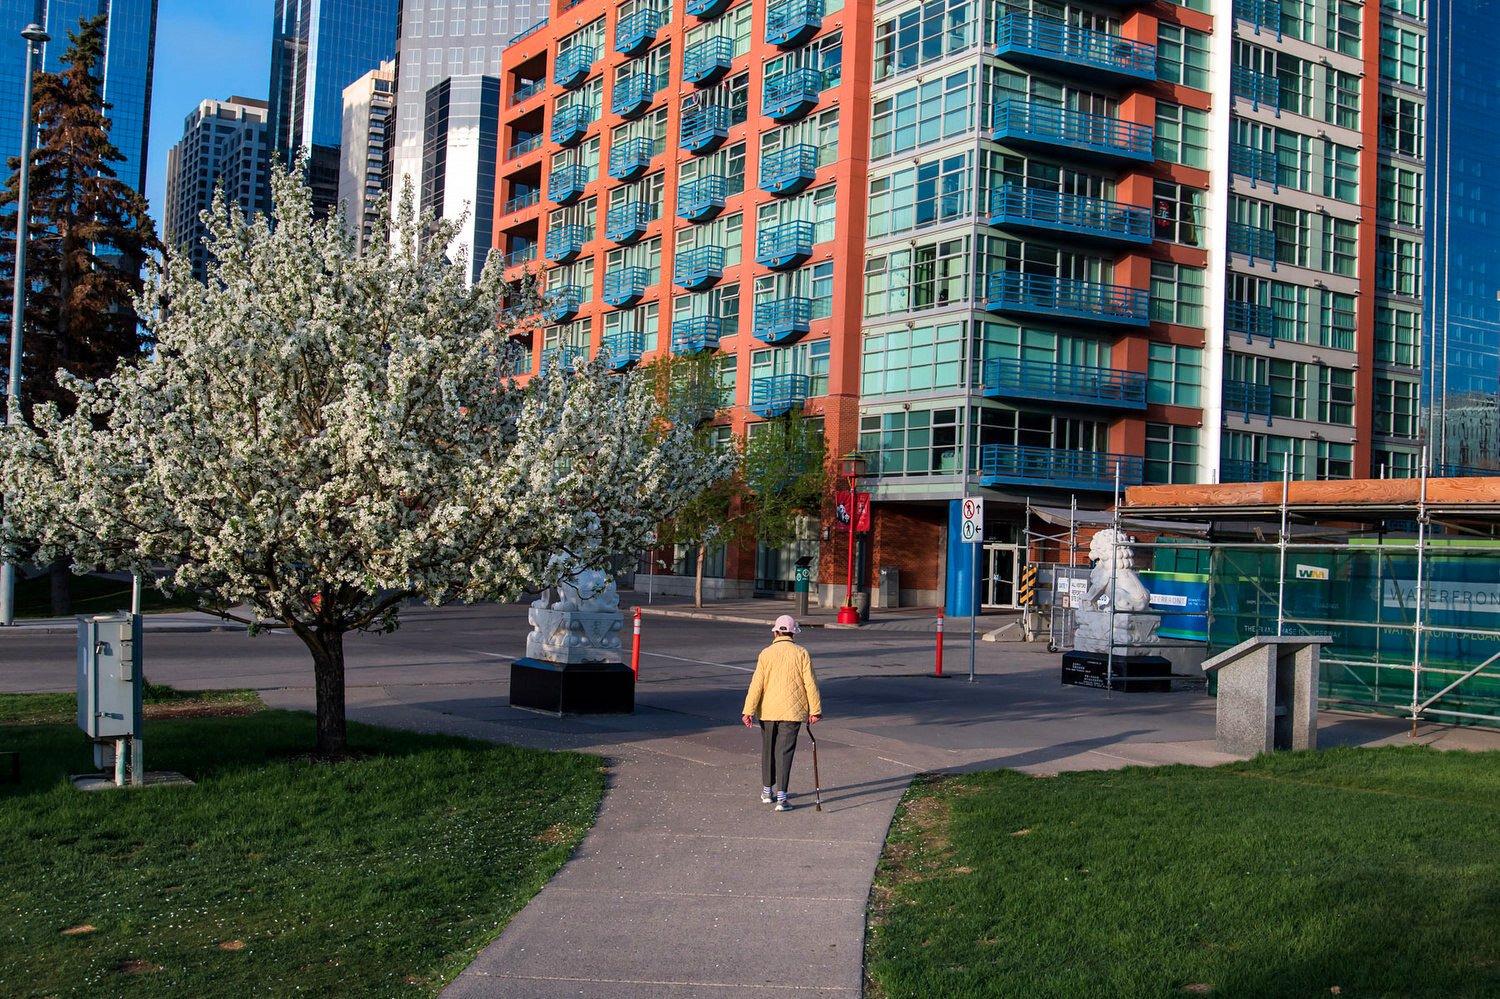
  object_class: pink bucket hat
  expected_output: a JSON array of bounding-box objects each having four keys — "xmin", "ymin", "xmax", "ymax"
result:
[{"xmin": 772, "ymin": 614, "xmax": 800, "ymax": 634}]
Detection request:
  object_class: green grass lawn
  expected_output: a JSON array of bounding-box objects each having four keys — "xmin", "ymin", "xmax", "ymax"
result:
[
  {"xmin": 0, "ymin": 701, "xmax": 604, "ymax": 997},
  {"xmin": 866, "ymin": 747, "xmax": 1500, "ymax": 999}
]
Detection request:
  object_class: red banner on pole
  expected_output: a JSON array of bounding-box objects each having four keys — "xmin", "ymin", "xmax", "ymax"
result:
[{"xmin": 834, "ymin": 490, "xmax": 871, "ymax": 532}]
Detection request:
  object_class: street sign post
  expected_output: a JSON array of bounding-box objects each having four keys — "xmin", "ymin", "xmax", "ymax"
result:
[{"xmin": 961, "ymin": 497, "xmax": 983, "ymax": 681}]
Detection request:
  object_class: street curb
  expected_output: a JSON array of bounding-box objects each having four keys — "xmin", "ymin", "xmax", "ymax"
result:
[{"xmin": 0, "ymin": 623, "xmax": 247, "ymax": 635}]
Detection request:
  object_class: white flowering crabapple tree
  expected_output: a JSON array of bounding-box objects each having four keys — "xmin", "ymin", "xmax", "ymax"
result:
[{"xmin": 0, "ymin": 167, "xmax": 733, "ymax": 757}]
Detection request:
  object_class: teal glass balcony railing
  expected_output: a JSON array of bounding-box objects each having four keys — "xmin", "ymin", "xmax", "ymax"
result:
[
  {"xmin": 507, "ymin": 134, "xmax": 543, "ymax": 159},
  {"xmin": 540, "ymin": 345, "xmax": 586, "ymax": 373},
  {"xmin": 1234, "ymin": 0, "xmax": 1282, "ymax": 35},
  {"xmin": 755, "ymin": 220, "xmax": 815, "ymax": 270},
  {"xmin": 990, "ymin": 99, "xmax": 1153, "ymax": 162},
  {"xmin": 993, "ymin": 13, "xmax": 1155, "ymax": 82},
  {"xmin": 499, "ymin": 244, "xmax": 537, "ymax": 270},
  {"xmin": 610, "ymin": 72, "xmax": 658, "ymax": 119},
  {"xmin": 1224, "ymin": 380, "xmax": 1273, "ymax": 424},
  {"xmin": 550, "ymin": 105, "xmax": 594, "ymax": 146},
  {"xmin": 677, "ymin": 175, "xmax": 728, "ymax": 221},
  {"xmin": 1226, "ymin": 300, "xmax": 1275, "ymax": 344},
  {"xmin": 979, "ymin": 444, "xmax": 1144, "ymax": 491},
  {"xmin": 982, "ymin": 357, "xmax": 1147, "ymax": 410},
  {"xmin": 988, "ymin": 184, "xmax": 1150, "ymax": 245},
  {"xmin": 1229, "ymin": 143, "xmax": 1278, "ymax": 190},
  {"xmin": 686, "ymin": 0, "xmax": 732, "ymax": 17},
  {"xmin": 674, "ymin": 244, "xmax": 726, "ymax": 290},
  {"xmin": 543, "ymin": 283, "xmax": 585, "ymax": 322},
  {"xmin": 765, "ymin": 0, "xmax": 822, "ymax": 47},
  {"xmin": 763, "ymin": 67, "xmax": 823, "ymax": 122},
  {"xmin": 614, "ymin": 9, "xmax": 661, "ymax": 56},
  {"xmin": 1221, "ymin": 458, "xmax": 1274, "ymax": 483},
  {"xmin": 759, "ymin": 143, "xmax": 818, "ymax": 195},
  {"xmin": 672, "ymin": 316, "xmax": 722, "ymax": 354},
  {"xmin": 606, "ymin": 201, "xmax": 656, "ymax": 244},
  {"xmin": 548, "ymin": 164, "xmax": 589, "ymax": 204},
  {"xmin": 1228, "ymin": 222, "xmax": 1276, "ymax": 266},
  {"xmin": 681, "ymin": 104, "xmax": 730, "ymax": 154},
  {"xmin": 985, "ymin": 272, "xmax": 1149, "ymax": 327},
  {"xmin": 608, "ymin": 137, "xmax": 655, "ymax": 181},
  {"xmin": 554, "ymin": 46, "xmax": 597, "ymax": 88},
  {"xmin": 752, "ymin": 297, "xmax": 812, "ymax": 344},
  {"xmin": 510, "ymin": 17, "xmax": 549, "ymax": 47},
  {"xmin": 684, "ymin": 36, "xmax": 734, "ymax": 86},
  {"xmin": 504, "ymin": 190, "xmax": 540, "ymax": 215},
  {"xmin": 603, "ymin": 265, "xmax": 650, "ymax": 307},
  {"xmin": 600, "ymin": 330, "xmax": 645, "ymax": 370},
  {"xmin": 1232, "ymin": 65, "xmax": 1280, "ymax": 113},
  {"xmin": 544, "ymin": 223, "xmax": 589, "ymax": 263},
  {"xmin": 512, "ymin": 78, "xmax": 545, "ymax": 106},
  {"xmin": 750, "ymin": 373, "xmax": 812, "ymax": 418}
]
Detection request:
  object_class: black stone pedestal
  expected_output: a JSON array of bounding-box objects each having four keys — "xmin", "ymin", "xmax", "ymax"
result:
[
  {"xmin": 1061, "ymin": 652, "xmax": 1172, "ymax": 693},
  {"xmin": 510, "ymin": 658, "xmax": 635, "ymax": 715}
]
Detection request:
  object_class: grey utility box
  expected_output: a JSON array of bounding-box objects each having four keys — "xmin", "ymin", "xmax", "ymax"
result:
[
  {"xmin": 77, "ymin": 613, "xmax": 143, "ymax": 740},
  {"xmin": 1202, "ymin": 635, "xmax": 1331, "ymax": 755},
  {"xmin": 876, "ymin": 567, "xmax": 900, "ymax": 609}
]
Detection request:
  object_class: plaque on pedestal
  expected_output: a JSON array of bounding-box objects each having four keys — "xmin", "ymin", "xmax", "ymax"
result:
[{"xmin": 1061, "ymin": 651, "xmax": 1172, "ymax": 693}]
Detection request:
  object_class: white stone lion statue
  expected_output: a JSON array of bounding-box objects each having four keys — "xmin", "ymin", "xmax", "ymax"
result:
[{"xmin": 1072, "ymin": 528, "xmax": 1159, "ymax": 653}]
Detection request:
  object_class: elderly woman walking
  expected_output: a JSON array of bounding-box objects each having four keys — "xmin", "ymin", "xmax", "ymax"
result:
[{"xmin": 742, "ymin": 614, "xmax": 822, "ymax": 811}]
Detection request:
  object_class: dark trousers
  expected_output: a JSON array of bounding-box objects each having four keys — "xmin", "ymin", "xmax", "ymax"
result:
[{"xmin": 760, "ymin": 720, "xmax": 801, "ymax": 794}]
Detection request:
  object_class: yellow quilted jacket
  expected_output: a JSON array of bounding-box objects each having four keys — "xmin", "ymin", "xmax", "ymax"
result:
[{"xmin": 742, "ymin": 635, "xmax": 823, "ymax": 721}]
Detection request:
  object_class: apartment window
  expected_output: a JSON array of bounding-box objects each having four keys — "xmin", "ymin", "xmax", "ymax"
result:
[
  {"xmin": 1376, "ymin": 305, "xmax": 1421, "ymax": 366},
  {"xmin": 1269, "ymin": 359, "xmax": 1307, "ymax": 420},
  {"xmin": 1320, "ymin": 291, "xmax": 1356, "ymax": 350},
  {"xmin": 871, "ymin": 70, "xmax": 976, "ymax": 160},
  {"xmin": 1149, "ymin": 262, "xmax": 1205, "ymax": 327},
  {"xmin": 1321, "ymin": 218, "xmax": 1357, "ymax": 277},
  {"xmin": 1145, "ymin": 424, "xmax": 1200, "ymax": 485},
  {"xmin": 1375, "ymin": 377, "xmax": 1420, "ymax": 438},
  {"xmin": 858, "ymin": 408, "xmax": 962, "ymax": 476},
  {"xmin": 861, "ymin": 320, "xmax": 966, "ymax": 396},
  {"xmin": 1147, "ymin": 343, "xmax": 1203, "ymax": 406},
  {"xmin": 863, "ymin": 237, "xmax": 971, "ymax": 318},
  {"xmin": 1377, "ymin": 234, "xmax": 1422, "ymax": 296},
  {"xmin": 1378, "ymin": 163, "xmax": 1423, "ymax": 226},
  {"xmin": 1316, "ymin": 441, "xmax": 1353, "ymax": 480},
  {"xmin": 1165, "ymin": 0, "xmax": 1210, "ymax": 10},
  {"xmin": 1380, "ymin": 23, "xmax": 1426, "ymax": 87},
  {"xmin": 1323, "ymin": 142, "xmax": 1359, "ymax": 202},
  {"xmin": 1271, "ymin": 281, "xmax": 1311, "ymax": 343},
  {"xmin": 1155, "ymin": 103, "xmax": 1209, "ymax": 168},
  {"xmin": 1272, "ymin": 206, "xmax": 1312, "ymax": 268},
  {"xmin": 1382, "ymin": 0, "xmax": 1425, "ymax": 16},
  {"xmin": 1380, "ymin": 94, "xmax": 1424, "ymax": 158},
  {"xmin": 1276, "ymin": 130, "xmax": 1314, "ymax": 191},
  {"xmin": 1152, "ymin": 181, "xmax": 1204, "ymax": 247},
  {"xmin": 874, "ymin": 0, "xmax": 975, "ymax": 82},
  {"xmin": 1277, "ymin": 54, "xmax": 1316, "ymax": 118},
  {"xmin": 1325, "ymin": 0, "xmax": 1361, "ymax": 57},
  {"xmin": 1280, "ymin": 0, "xmax": 1315, "ymax": 42},
  {"xmin": 1157, "ymin": 24, "xmax": 1210, "ymax": 91},
  {"xmin": 1319, "ymin": 367, "xmax": 1355, "ymax": 424},
  {"xmin": 867, "ymin": 153, "xmax": 972, "ymax": 238}
]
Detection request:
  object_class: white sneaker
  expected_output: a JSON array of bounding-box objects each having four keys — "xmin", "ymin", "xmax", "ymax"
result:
[
  {"xmin": 760, "ymin": 789, "xmax": 774, "ymax": 804},
  {"xmin": 775, "ymin": 797, "xmax": 792, "ymax": 811}
]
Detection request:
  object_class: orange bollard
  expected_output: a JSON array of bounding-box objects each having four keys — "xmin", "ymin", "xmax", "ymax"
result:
[
  {"xmin": 631, "ymin": 606, "xmax": 642, "ymax": 681},
  {"xmin": 934, "ymin": 610, "xmax": 945, "ymax": 677}
]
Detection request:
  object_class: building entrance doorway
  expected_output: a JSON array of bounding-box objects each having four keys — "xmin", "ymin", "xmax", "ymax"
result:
[{"xmin": 984, "ymin": 544, "xmax": 1020, "ymax": 608}]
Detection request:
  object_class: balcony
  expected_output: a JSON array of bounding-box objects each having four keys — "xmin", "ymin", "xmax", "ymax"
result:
[
  {"xmin": 1221, "ymin": 458, "xmax": 1274, "ymax": 483},
  {"xmin": 603, "ymin": 266, "xmax": 650, "ymax": 307},
  {"xmin": 1228, "ymin": 222, "xmax": 1276, "ymax": 267},
  {"xmin": 681, "ymin": 104, "xmax": 730, "ymax": 154},
  {"xmin": 684, "ymin": 36, "xmax": 734, "ymax": 86},
  {"xmin": 1232, "ymin": 65, "xmax": 1280, "ymax": 114},
  {"xmin": 548, "ymin": 164, "xmax": 589, "ymax": 205},
  {"xmin": 992, "ymin": 13, "xmax": 1155, "ymax": 83},
  {"xmin": 610, "ymin": 72, "xmax": 658, "ymax": 119},
  {"xmin": 979, "ymin": 444, "xmax": 1144, "ymax": 491},
  {"xmin": 750, "ymin": 373, "xmax": 812, "ymax": 418},
  {"xmin": 753, "ymin": 297, "xmax": 812, "ymax": 344},
  {"xmin": 985, "ymin": 272, "xmax": 1149, "ymax": 327},
  {"xmin": 599, "ymin": 330, "xmax": 644, "ymax": 371},
  {"xmin": 505, "ymin": 189, "xmax": 541, "ymax": 215},
  {"xmin": 763, "ymin": 67, "xmax": 822, "ymax": 122},
  {"xmin": 672, "ymin": 316, "xmax": 722, "ymax": 354},
  {"xmin": 507, "ymin": 134, "xmax": 543, "ymax": 159},
  {"xmin": 990, "ymin": 99, "xmax": 1153, "ymax": 162},
  {"xmin": 765, "ymin": 0, "xmax": 822, "ymax": 47},
  {"xmin": 544, "ymin": 223, "xmax": 589, "ymax": 263},
  {"xmin": 550, "ymin": 105, "xmax": 594, "ymax": 147},
  {"xmin": 988, "ymin": 184, "xmax": 1150, "ymax": 245},
  {"xmin": 614, "ymin": 9, "xmax": 661, "ymax": 57},
  {"xmin": 554, "ymin": 46, "xmax": 597, "ymax": 89},
  {"xmin": 1229, "ymin": 143, "xmax": 1277, "ymax": 189},
  {"xmin": 677, "ymin": 175, "xmax": 728, "ymax": 221},
  {"xmin": 759, "ymin": 143, "xmax": 819, "ymax": 196},
  {"xmin": 755, "ymin": 220, "xmax": 815, "ymax": 270},
  {"xmin": 540, "ymin": 345, "xmax": 586, "ymax": 373},
  {"xmin": 673, "ymin": 244, "xmax": 725, "ymax": 290},
  {"xmin": 1234, "ymin": 0, "xmax": 1282, "ymax": 35},
  {"xmin": 608, "ymin": 137, "xmax": 654, "ymax": 181},
  {"xmin": 512, "ymin": 78, "xmax": 545, "ymax": 106},
  {"xmin": 543, "ymin": 283, "xmax": 585, "ymax": 323},
  {"xmin": 510, "ymin": 17, "xmax": 549, "ymax": 46},
  {"xmin": 981, "ymin": 357, "xmax": 1147, "ymax": 410},
  {"xmin": 1223, "ymin": 380, "xmax": 1273, "ymax": 424},
  {"xmin": 686, "ymin": 0, "xmax": 732, "ymax": 18},
  {"xmin": 1226, "ymin": 299, "xmax": 1274, "ymax": 344},
  {"xmin": 499, "ymin": 244, "xmax": 537, "ymax": 270},
  {"xmin": 605, "ymin": 201, "xmax": 656, "ymax": 244}
]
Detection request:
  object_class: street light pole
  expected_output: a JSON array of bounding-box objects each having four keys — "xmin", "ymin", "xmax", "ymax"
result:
[
  {"xmin": 836, "ymin": 451, "xmax": 867, "ymax": 626},
  {"xmin": 1, "ymin": 23, "xmax": 50, "ymax": 627}
]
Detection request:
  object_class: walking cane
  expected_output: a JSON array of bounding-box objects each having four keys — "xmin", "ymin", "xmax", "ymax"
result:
[{"xmin": 807, "ymin": 725, "xmax": 823, "ymax": 812}]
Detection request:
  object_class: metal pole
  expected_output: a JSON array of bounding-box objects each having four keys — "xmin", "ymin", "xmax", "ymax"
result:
[
  {"xmin": 1107, "ymin": 464, "xmax": 1120, "ymax": 689},
  {"xmin": 969, "ymin": 537, "xmax": 977, "ymax": 683},
  {"xmin": 1276, "ymin": 463, "xmax": 1290, "ymax": 636},
  {"xmin": 1, "ymin": 23, "xmax": 49, "ymax": 628},
  {"xmin": 1410, "ymin": 448, "xmax": 1429, "ymax": 733}
]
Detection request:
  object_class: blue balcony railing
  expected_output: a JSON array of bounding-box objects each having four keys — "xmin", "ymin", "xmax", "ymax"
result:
[
  {"xmin": 511, "ymin": 78, "xmax": 545, "ymax": 106},
  {"xmin": 763, "ymin": 67, "xmax": 823, "ymax": 122},
  {"xmin": 543, "ymin": 283, "xmax": 585, "ymax": 322},
  {"xmin": 603, "ymin": 265, "xmax": 650, "ymax": 307},
  {"xmin": 684, "ymin": 36, "xmax": 735, "ymax": 86},
  {"xmin": 672, "ymin": 316, "xmax": 722, "ymax": 354},
  {"xmin": 548, "ymin": 164, "xmax": 589, "ymax": 204},
  {"xmin": 544, "ymin": 223, "xmax": 589, "ymax": 263},
  {"xmin": 677, "ymin": 174, "xmax": 728, "ymax": 221},
  {"xmin": 600, "ymin": 330, "xmax": 645, "ymax": 370},
  {"xmin": 759, "ymin": 143, "xmax": 819, "ymax": 196},
  {"xmin": 1234, "ymin": 0, "xmax": 1282, "ymax": 35},
  {"xmin": 540, "ymin": 345, "xmax": 586, "ymax": 373},
  {"xmin": 681, "ymin": 105, "xmax": 730, "ymax": 154},
  {"xmin": 610, "ymin": 72, "xmax": 658, "ymax": 119},
  {"xmin": 606, "ymin": 201, "xmax": 656, "ymax": 244},
  {"xmin": 554, "ymin": 46, "xmax": 597, "ymax": 88},
  {"xmin": 674, "ymin": 244, "xmax": 726, "ymax": 290},
  {"xmin": 1223, "ymin": 380, "xmax": 1273, "ymax": 424},
  {"xmin": 990, "ymin": 99, "xmax": 1153, "ymax": 161},
  {"xmin": 979, "ymin": 444, "xmax": 1144, "ymax": 491},
  {"xmin": 1221, "ymin": 458, "xmax": 1275, "ymax": 483},
  {"xmin": 608, "ymin": 136, "xmax": 655, "ymax": 181},
  {"xmin": 508, "ymin": 17, "xmax": 549, "ymax": 47},
  {"xmin": 615, "ymin": 8, "xmax": 661, "ymax": 56},
  {"xmin": 988, "ymin": 184, "xmax": 1150, "ymax": 244},
  {"xmin": 985, "ymin": 272, "xmax": 1149, "ymax": 327},
  {"xmin": 1228, "ymin": 222, "xmax": 1276, "ymax": 266},
  {"xmin": 1229, "ymin": 143, "xmax": 1278, "ymax": 189},
  {"xmin": 504, "ymin": 189, "xmax": 541, "ymax": 214},
  {"xmin": 1226, "ymin": 300, "xmax": 1275, "ymax": 344},
  {"xmin": 507, "ymin": 134, "xmax": 543, "ymax": 159},
  {"xmin": 1232, "ymin": 65, "xmax": 1280, "ymax": 113},
  {"xmin": 750, "ymin": 373, "xmax": 812, "ymax": 417},
  {"xmin": 753, "ymin": 297, "xmax": 812, "ymax": 344},
  {"xmin": 499, "ymin": 244, "xmax": 537, "ymax": 270},
  {"xmin": 982, "ymin": 357, "xmax": 1147, "ymax": 410},
  {"xmin": 686, "ymin": 0, "xmax": 732, "ymax": 18},
  {"xmin": 755, "ymin": 220, "xmax": 816, "ymax": 270},
  {"xmin": 765, "ymin": 0, "xmax": 822, "ymax": 47},
  {"xmin": 993, "ymin": 13, "xmax": 1155, "ymax": 82},
  {"xmin": 550, "ymin": 104, "xmax": 594, "ymax": 146}
]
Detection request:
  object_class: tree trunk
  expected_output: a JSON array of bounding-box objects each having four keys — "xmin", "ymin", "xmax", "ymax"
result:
[
  {"xmin": 300, "ymin": 628, "xmax": 348, "ymax": 759},
  {"xmin": 695, "ymin": 542, "xmax": 706, "ymax": 608},
  {"xmin": 49, "ymin": 558, "xmax": 71, "ymax": 617}
]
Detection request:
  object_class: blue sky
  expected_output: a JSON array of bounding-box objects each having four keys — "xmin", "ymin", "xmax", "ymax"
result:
[{"xmin": 144, "ymin": 1, "xmax": 272, "ymax": 227}]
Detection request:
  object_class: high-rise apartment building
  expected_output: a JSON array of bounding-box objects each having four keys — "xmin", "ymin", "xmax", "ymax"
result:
[
  {"xmin": 339, "ymin": 61, "xmax": 396, "ymax": 251},
  {"xmin": 163, "ymin": 96, "xmax": 271, "ymax": 279}
]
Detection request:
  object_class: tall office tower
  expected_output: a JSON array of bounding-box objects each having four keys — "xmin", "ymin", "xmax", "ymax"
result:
[
  {"xmin": 0, "ymin": 0, "xmax": 159, "ymax": 197},
  {"xmin": 267, "ymin": 0, "xmax": 399, "ymax": 216},
  {"xmin": 163, "ymin": 96, "xmax": 271, "ymax": 280},
  {"xmin": 1423, "ymin": 0, "xmax": 1499, "ymax": 473},
  {"xmin": 421, "ymin": 75, "xmax": 504, "ymax": 279},
  {"xmin": 339, "ymin": 61, "xmax": 396, "ymax": 251}
]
